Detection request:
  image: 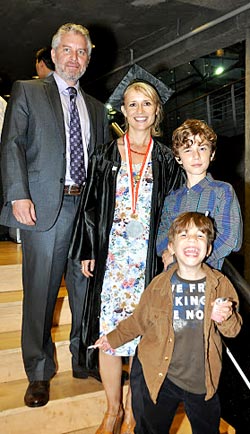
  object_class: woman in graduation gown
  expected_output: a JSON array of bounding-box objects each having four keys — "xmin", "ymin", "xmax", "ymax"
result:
[{"xmin": 70, "ymin": 64, "xmax": 184, "ymax": 434}]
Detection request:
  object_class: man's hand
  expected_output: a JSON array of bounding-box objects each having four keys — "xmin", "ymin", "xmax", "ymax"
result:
[
  {"xmin": 12, "ymin": 199, "xmax": 36, "ymax": 226},
  {"xmin": 81, "ymin": 259, "xmax": 95, "ymax": 277}
]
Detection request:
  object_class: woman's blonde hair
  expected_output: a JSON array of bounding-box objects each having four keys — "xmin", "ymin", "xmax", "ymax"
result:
[{"xmin": 122, "ymin": 81, "xmax": 163, "ymax": 137}]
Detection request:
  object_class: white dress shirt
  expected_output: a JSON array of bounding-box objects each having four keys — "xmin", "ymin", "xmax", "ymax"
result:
[{"xmin": 53, "ymin": 72, "xmax": 90, "ymax": 185}]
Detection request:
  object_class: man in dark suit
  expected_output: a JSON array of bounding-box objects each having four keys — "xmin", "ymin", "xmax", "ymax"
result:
[
  {"xmin": 0, "ymin": 23, "xmax": 109, "ymax": 407},
  {"xmin": 35, "ymin": 46, "xmax": 54, "ymax": 78}
]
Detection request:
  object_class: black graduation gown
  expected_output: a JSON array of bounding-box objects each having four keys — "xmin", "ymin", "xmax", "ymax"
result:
[{"xmin": 70, "ymin": 139, "xmax": 184, "ymax": 374}]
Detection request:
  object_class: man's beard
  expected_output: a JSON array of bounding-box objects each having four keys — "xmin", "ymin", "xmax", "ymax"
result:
[{"xmin": 56, "ymin": 64, "xmax": 87, "ymax": 83}]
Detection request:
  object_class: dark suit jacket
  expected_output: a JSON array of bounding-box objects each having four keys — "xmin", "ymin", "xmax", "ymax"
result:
[{"xmin": 0, "ymin": 74, "xmax": 109, "ymax": 231}]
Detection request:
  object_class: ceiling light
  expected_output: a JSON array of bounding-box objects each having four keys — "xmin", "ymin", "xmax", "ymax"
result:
[
  {"xmin": 214, "ymin": 66, "xmax": 224, "ymax": 75},
  {"xmin": 216, "ymin": 48, "xmax": 224, "ymax": 57}
]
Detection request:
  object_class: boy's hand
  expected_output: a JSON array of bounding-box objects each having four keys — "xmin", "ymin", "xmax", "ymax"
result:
[
  {"xmin": 211, "ymin": 299, "xmax": 233, "ymax": 323},
  {"xmin": 162, "ymin": 249, "xmax": 174, "ymax": 270},
  {"xmin": 94, "ymin": 335, "xmax": 115, "ymax": 353}
]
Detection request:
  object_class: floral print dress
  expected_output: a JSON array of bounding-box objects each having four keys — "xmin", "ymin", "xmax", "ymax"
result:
[{"xmin": 100, "ymin": 159, "xmax": 153, "ymax": 356}]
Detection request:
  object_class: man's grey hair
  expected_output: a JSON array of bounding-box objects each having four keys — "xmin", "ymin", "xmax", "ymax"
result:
[{"xmin": 51, "ymin": 23, "xmax": 93, "ymax": 57}]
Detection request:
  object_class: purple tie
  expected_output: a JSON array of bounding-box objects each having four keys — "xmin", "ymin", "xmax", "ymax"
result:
[{"xmin": 67, "ymin": 87, "xmax": 86, "ymax": 185}]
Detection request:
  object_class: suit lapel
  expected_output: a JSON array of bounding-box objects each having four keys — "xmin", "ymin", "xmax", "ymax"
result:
[{"xmin": 43, "ymin": 75, "xmax": 66, "ymax": 147}]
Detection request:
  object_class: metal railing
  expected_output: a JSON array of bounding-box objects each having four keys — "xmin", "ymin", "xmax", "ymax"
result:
[{"xmin": 165, "ymin": 77, "xmax": 245, "ymax": 140}]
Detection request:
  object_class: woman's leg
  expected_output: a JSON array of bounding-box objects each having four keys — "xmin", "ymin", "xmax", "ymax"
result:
[
  {"xmin": 121, "ymin": 356, "xmax": 136, "ymax": 433},
  {"xmin": 96, "ymin": 350, "xmax": 124, "ymax": 433}
]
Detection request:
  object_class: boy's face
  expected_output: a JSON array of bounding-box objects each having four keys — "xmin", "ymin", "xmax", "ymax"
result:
[
  {"xmin": 176, "ymin": 134, "xmax": 215, "ymax": 184},
  {"xmin": 168, "ymin": 222, "xmax": 212, "ymax": 269}
]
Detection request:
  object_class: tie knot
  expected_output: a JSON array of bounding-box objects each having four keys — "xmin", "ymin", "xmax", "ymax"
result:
[{"xmin": 67, "ymin": 87, "xmax": 77, "ymax": 98}]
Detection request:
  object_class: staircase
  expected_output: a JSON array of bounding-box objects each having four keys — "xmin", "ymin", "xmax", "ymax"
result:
[{"xmin": 0, "ymin": 241, "xmax": 236, "ymax": 434}]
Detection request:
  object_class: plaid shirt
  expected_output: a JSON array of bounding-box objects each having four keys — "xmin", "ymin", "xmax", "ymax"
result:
[{"xmin": 156, "ymin": 173, "xmax": 243, "ymax": 269}]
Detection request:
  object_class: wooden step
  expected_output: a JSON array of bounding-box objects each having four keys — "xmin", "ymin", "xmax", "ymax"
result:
[
  {"xmin": 0, "ymin": 371, "xmax": 235, "ymax": 434},
  {"xmin": 0, "ymin": 287, "xmax": 69, "ymax": 332},
  {"xmin": 0, "ymin": 286, "xmax": 67, "ymax": 303},
  {"xmin": 65, "ymin": 428, "xmax": 97, "ymax": 434},
  {"xmin": 0, "ymin": 264, "xmax": 67, "ymax": 294},
  {"xmin": 1, "ymin": 264, "xmax": 22, "ymax": 292},
  {"xmin": 0, "ymin": 325, "xmax": 71, "ymax": 382},
  {"xmin": 0, "ymin": 241, "xmax": 22, "ymax": 266},
  {"xmin": 0, "ymin": 371, "xmax": 107, "ymax": 434},
  {"xmin": 65, "ymin": 414, "xmax": 236, "ymax": 434},
  {"xmin": 0, "ymin": 241, "xmax": 236, "ymax": 434}
]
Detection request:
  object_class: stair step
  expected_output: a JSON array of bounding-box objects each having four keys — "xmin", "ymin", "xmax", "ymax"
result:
[
  {"xmin": 0, "ymin": 371, "xmax": 235, "ymax": 434},
  {"xmin": 0, "ymin": 241, "xmax": 236, "ymax": 434},
  {"xmin": 0, "ymin": 340, "xmax": 71, "ymax": 382},
  {"xmin": 64, "ymin": 420, "xmax": 236, "ymax": 434},
  {"xmin": 0, "ymin": 286, "xmax": 67, "ymax": 303},
  {"xmin": 64, "ymin": 414, "xmax": 236, "ymax": 434},
  {"xmin": 0, "ymin": 288, "xmax": 70, "ymax": 332},
  {"xmin": 0, "ymin": 324, "xmax": 71, "ymax": 382},
  {"xmin": 66, "ymin": 428, "xmax": 97, "ymax": 434},
  {"xmin": 0, "ymin": 371, "xmax": 108, "ymax": 434},
  {"xmin": 0, "ymin": 241, "xmax": 22, "ymax": 266},
  {"xmin": 1, "ymin": 264, "xmax": 22, "ymax": 292},
  {"xmin": 0, "ymin": 323, "xmax": 69, "ymax": 351}
]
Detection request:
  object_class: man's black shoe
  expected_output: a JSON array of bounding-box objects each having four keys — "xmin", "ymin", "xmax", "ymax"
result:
[{"xmin": 24, "ymin": 380, "xmax": 50, "ymax": 407}]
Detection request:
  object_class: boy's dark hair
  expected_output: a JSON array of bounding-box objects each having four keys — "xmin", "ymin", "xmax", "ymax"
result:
[
  {"xmin": 168, "ymin": 212, "xmax": 214, "ymax": 246},
  {"xmin": 35, "ymin": 47, "xmax": 54, "ymax": 71},
  {"xmin": 172, "ymin": 119, "xmax": 217, "ymax": 157}
]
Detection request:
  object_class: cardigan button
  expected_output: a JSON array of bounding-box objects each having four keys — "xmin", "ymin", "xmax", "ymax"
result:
[
  {"xmin": 158, "ymin": 372, "xmax": 163, "ymax": 377},
  {"xmin": 164, "ymin": 356, "xmax": 169, "ymax": 361}
]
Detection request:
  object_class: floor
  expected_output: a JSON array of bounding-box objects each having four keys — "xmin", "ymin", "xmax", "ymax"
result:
[{"xmin": 1, "ymin": 240, "xmax": 249, "ymax": 432}]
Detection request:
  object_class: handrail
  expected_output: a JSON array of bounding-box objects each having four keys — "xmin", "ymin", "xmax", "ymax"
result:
[
  {"xmin": 222, "ymin": 259, "xmax": 250, "ymax": 309},
  {"xmin": 167, "ymin": 77, "xmax": 245, "ymax": 114}
]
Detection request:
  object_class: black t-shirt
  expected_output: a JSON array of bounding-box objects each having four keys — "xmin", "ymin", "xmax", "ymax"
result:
[{"xmin": 167, "ymin": 271, "xmax": 206, "ymax": 394}]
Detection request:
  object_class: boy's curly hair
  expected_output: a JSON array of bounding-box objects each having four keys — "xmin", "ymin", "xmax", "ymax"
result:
[{"xmin": 172, "ymin": 119, "xmax": 217, "ymax": 157}]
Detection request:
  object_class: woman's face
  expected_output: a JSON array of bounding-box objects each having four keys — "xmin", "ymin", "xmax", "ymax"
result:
[{"xmin": 121, "ymin": 88, "xmax": 158, "ymax": 132}]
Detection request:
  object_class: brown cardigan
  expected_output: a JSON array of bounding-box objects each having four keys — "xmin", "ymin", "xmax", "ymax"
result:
[{"xmin": 108, "ymin": 263, "xmax": 242, "ymax": 403}]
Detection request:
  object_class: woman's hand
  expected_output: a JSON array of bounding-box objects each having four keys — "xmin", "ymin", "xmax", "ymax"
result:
[
  {"xmin": 94, "ymin": 335, "xmax": 114, "ymax": 353},
  {"xmin": 81, "ymin": 259, "xmax": 95, "ymax": 277},
  {"xmin": 162, "ymin": 249, "xmax": 174, "ymax": 270}
]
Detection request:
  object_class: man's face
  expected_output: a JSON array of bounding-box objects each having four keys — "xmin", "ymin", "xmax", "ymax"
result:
[{"xmin": 51, "ymin": 31, "xmax": 90, "ymax": 85}]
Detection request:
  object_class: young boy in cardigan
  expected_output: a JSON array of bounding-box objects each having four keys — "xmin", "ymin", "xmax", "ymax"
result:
[{"xmin": 94, "ymin": 212, "xmax": 242, "ymax": 434}]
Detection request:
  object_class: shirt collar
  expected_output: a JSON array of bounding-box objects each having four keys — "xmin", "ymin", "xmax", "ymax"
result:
[
  {"xmin": 185, "ymin": 173, "xmax": 213, "ymax": 192},
  {"xmin": 53, "ymin": 72, "xmax": 80, "ymax": 95}
]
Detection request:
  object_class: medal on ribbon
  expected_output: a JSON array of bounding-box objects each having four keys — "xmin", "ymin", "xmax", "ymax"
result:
[{"xmin": 124, "ymin": 133, "xmax": 153, "ymax": 239}]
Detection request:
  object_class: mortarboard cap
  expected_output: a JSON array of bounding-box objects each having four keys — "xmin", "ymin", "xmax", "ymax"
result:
[{"xmin": 107, "ymin": 64, "xmax": 174, "ymax": 111}]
